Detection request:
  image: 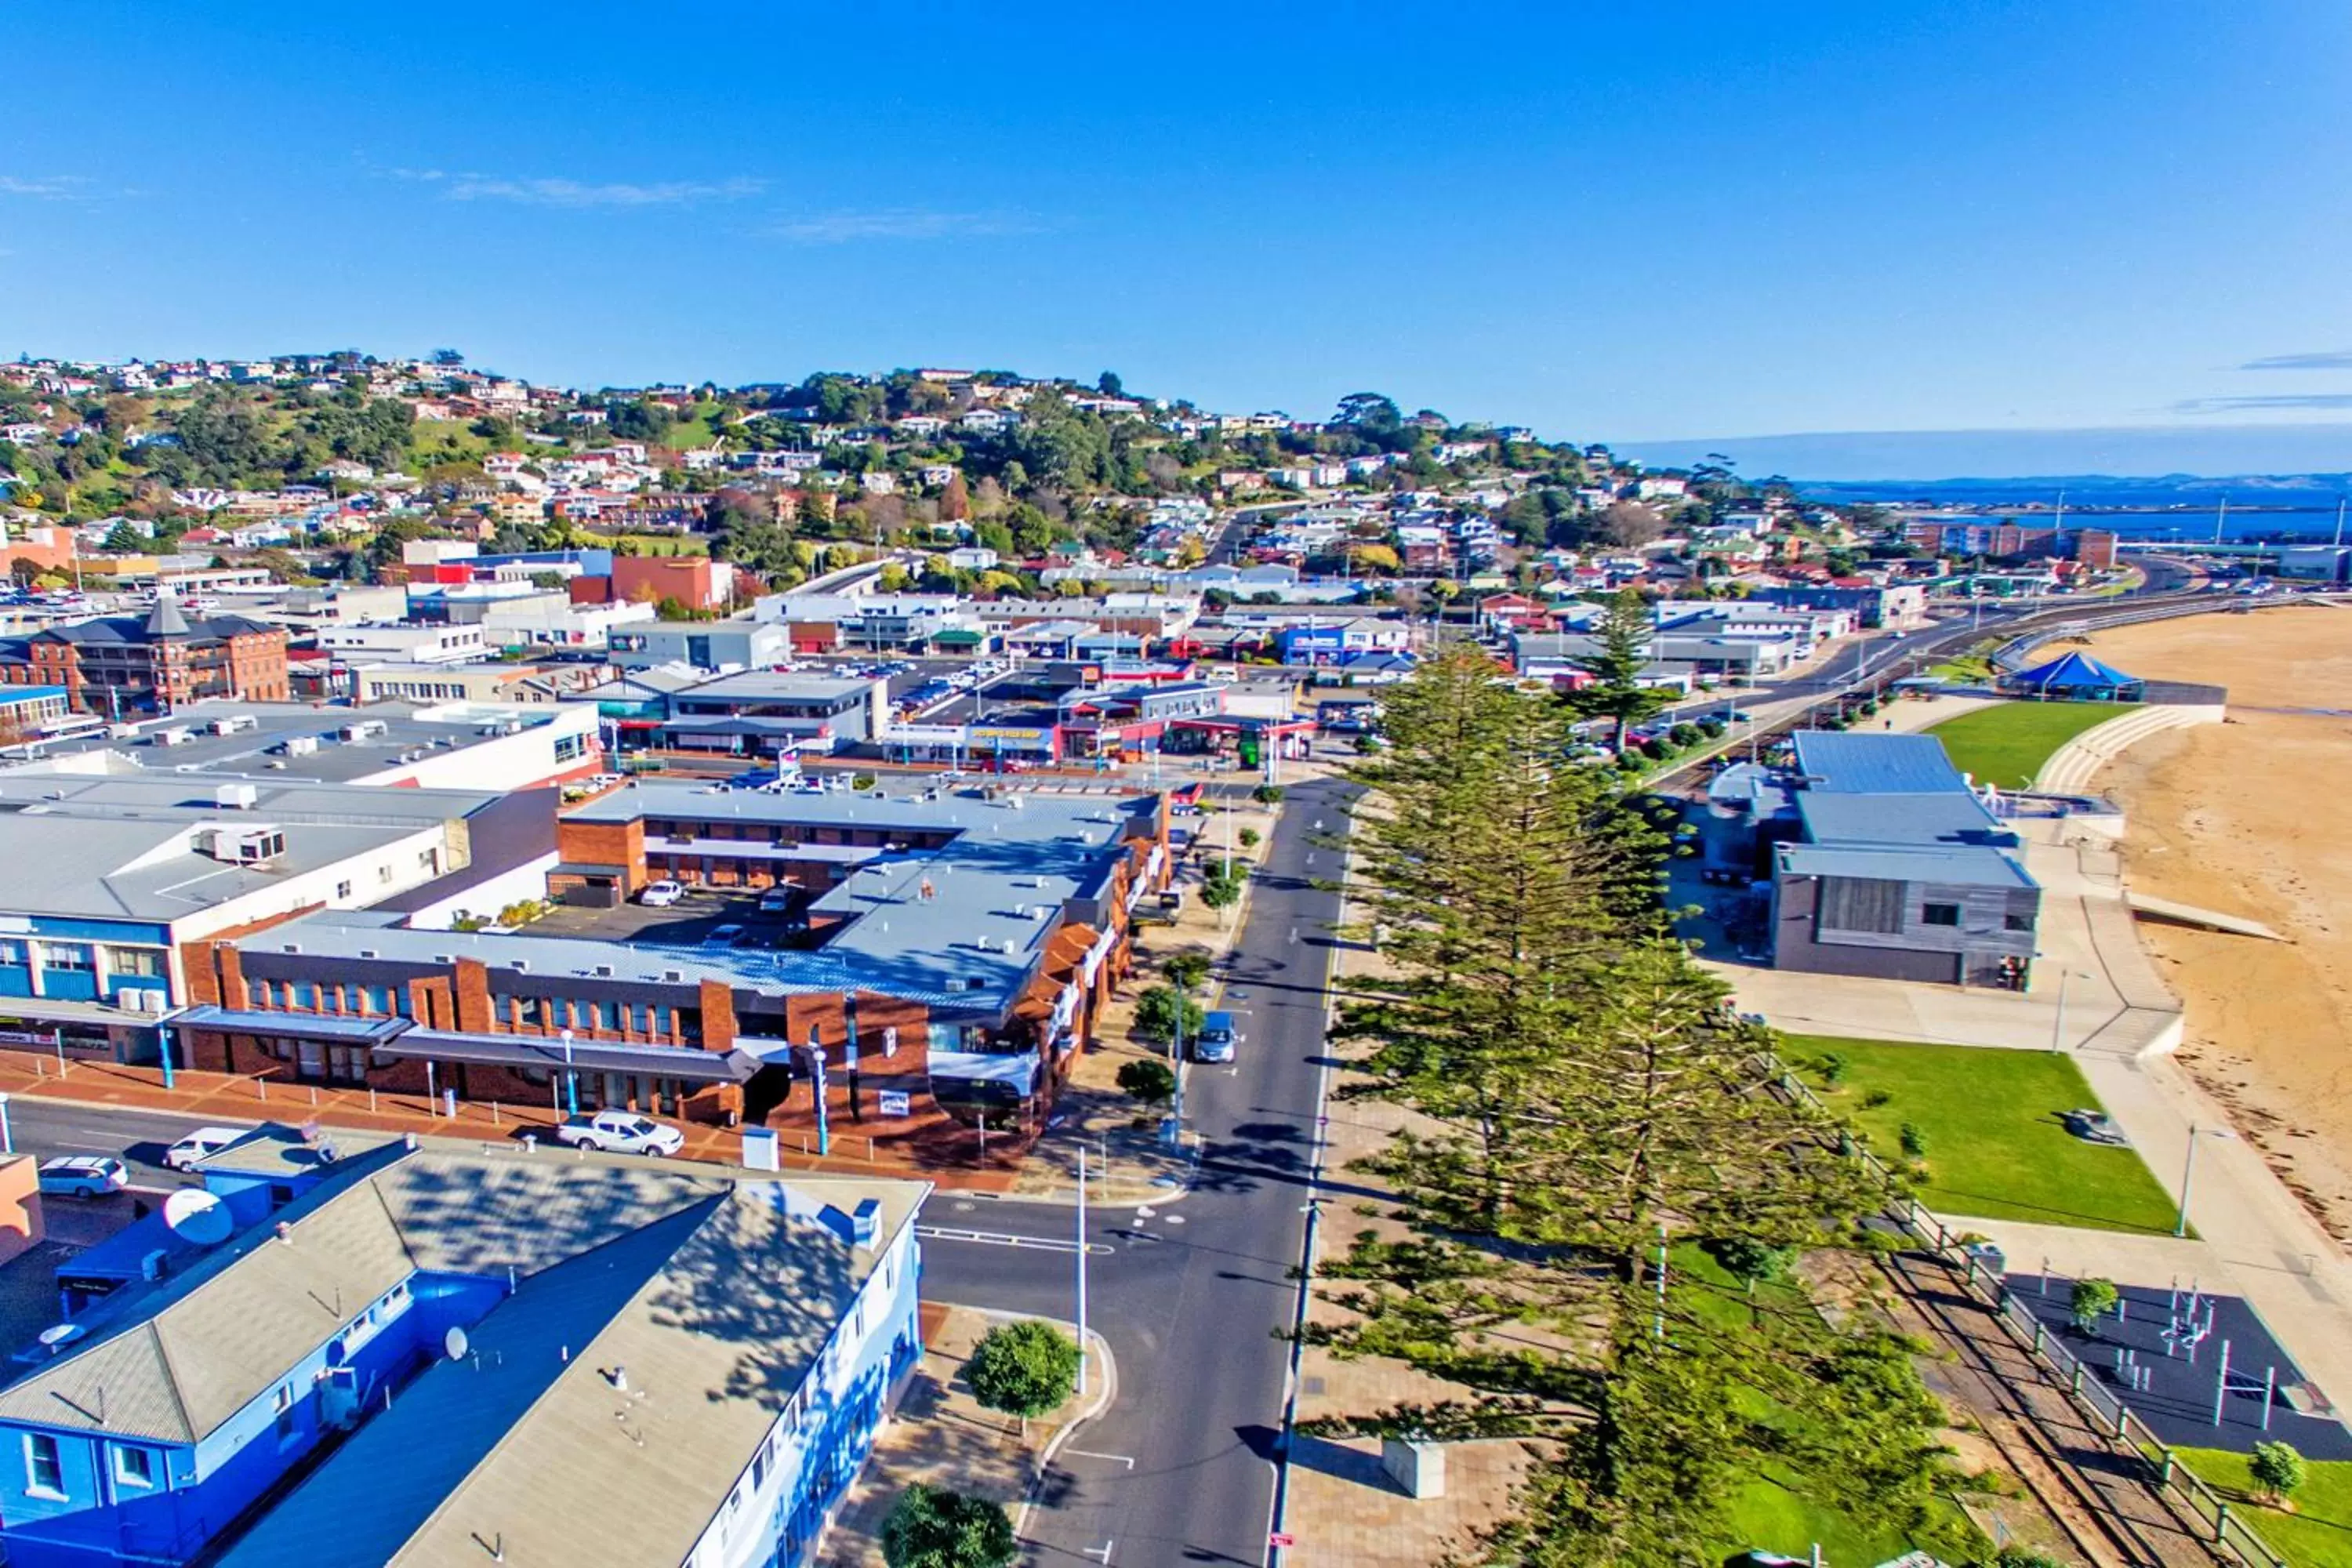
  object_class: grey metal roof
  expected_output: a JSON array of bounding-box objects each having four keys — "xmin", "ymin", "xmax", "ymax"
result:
[
  {"xmin": 1795, "ymin": 791, "xmax": 2012, "ymax": 850},
  {"xmin": 0, "ymin": 812, "xmax": 444, "ymax": 924},
  {"xmin": 205, "ymin": 1156, "xmax": 924, "ymax": 1568},
  {"xmin": 1789, "ymin": 731, "xmax": 1971, "ymax": 793},
  {"xmin": 670, "ymin": 671, "xmax": 875, "ymax": 703},
  {"xmin": 22, "ymin": 699, "xmax": 567, "ymax": 786},
  {"xmin": 1776, "ymin": 842, "xmax": 2036, "ymax": 888}
]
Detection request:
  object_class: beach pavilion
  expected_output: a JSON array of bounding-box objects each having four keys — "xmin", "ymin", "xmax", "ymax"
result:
[{"xmin": 2002, "ymin": 649, "xmax": 2147, "ymax": 702}]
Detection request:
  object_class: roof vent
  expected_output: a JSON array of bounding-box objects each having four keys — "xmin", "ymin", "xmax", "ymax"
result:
[
  {"xmin": 434, "ymin": 953, "xmax": 455, "ymax": 964},
  {"xmin": 281, "ymin": 943, "xmax": 301, "ymax": 955},
  {"xmin": 358, "ymin": 948, "xmax": 379, "ymax": 960},
  {"xmin": 662, "ymin": 968, "xmax": 684, "ymax": 983},
  {"xmin": 510, "ymin": 960, "xmax": 530, "ymax": 972},
  {"xmin": 593, "ymin": 964, "xmax": 615, "ymax": 978}
]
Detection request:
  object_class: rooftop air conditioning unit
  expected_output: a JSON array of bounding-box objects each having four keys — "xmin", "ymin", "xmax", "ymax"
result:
[
  {"xmin": 155, "ymin": 727, "xmax": 193, "ymax": 747},
  {"xmin": 214, "ymin": 783, "xmax": 260, "ymax": 811},
  {"xmin": 279, "ymin": 735, "xmax": 319, "ymax": 757}
]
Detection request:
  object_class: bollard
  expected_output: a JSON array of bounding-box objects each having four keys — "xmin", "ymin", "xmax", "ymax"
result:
[
  {"xmin": 2114, "ymin": 1403, "xmax": 2129, "ymax": 1439},
  {"xmin": 2215, "ymin": 1502, "xmax": 2230, "ymax": 1544},
  {"xmin": 2071, "ymin": 1363, "xmax": 2084, "ymax": 1397},
  {"xmin": 492, "ymin": 1102, "xmax": 502, "ymax": 1127},
  {"xmin": 2160, "ymin": 1450, "xmax": 2175, "ymax": 1485},
  {"xmin": 257, "ymin": 1076, "xmax": 267, "ymax": 1102},
  {"xmin": 370, "ymin": 1088, "xmax": 378, "ymax": 1113},
  {"xmin": 2031, "ymin": 1320, "xmax": 2045, "ymax": 1356},
  {"xmin": 310, "ymin": 1087, "xmax": 318, "ymax": 1107}
]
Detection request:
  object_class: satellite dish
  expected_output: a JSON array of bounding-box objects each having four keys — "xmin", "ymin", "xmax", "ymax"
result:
[
  {"xmin": 162, "ymin": 1189, "xmax": 233, "ymax": 1247},
  {"xmin": 445, "ymin": 1326, "xmax": 470, "ymax": 1363},
  {"xmin": 38, "ymin": 1323, "xmax": 86, "ymax": 1353}
]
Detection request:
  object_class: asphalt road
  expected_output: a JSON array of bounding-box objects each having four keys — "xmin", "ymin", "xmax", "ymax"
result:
[
  {"xmin": 921, "ymin": 775, "xmax": 1350, "ymax": 1567},
  {"xmin": 0, "ymin": 1098, "xmax": 214, "ymax": 1189}
]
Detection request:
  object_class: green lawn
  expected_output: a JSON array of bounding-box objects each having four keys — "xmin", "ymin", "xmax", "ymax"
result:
[
  {"xmin": 2178, "ymin": 1449, "xmax": 2352, "ymax": 1567},
  {"xmin": 1784, "ymin": 1036, "xmax": 2182, "ymax": 1234},
  {"xmin": 1924, "ymin": 699, "xmax": 2136, "ymax": 789}
]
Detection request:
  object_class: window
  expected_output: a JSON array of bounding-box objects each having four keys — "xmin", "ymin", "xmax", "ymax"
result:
[
  {"xmin": 335, "ymin": 880, "xmax": 353, "ymax": 900},
  {"xmin": 274, "ymin": 1384, "xmax": 296, "ymax": 1443},
  {"xmin": 103, "ymin": 946, "xmax": 166, "ymax": 978},
  {"xmin": 38, "ymin": 942, "xmax": 92, "ymax": 972},
  {"xmin": 0, "ymin": 940, "xmax": 24, "ymax": 967},
  {"xmin": 1921, "ymin": 902, "xmax": 1962, "ymax": 928},
  {"xmin": 517, "ymin": 996, "xmax": 544, "ymax": 1027},
  {"xmin": 2003, "ymin": 913, "xmax": 2034, "ymax": 933},
  {"xmin": 419, "ymin": 848, "xmax": 438, "ymax": 871},
  {"xmin": 554, "ymin": 731, "xmax": 590, "ymax": 764},
  {"xmin": 597, "ymin": 1000, "xmax": 621, "ymax": 1030},
  {"xmin": 379, "ymin": 864, "xmax": 396, "ymax": 884},
  {"xmin": 25, "ymin": 1432, "xmax": 62, "ymax": 1496},
  {"xmin": 365, "ymin": 986, "xmax": 394, "ymax": 1014},
  {"xmin": 289, "ymin": 982, "xmax": 317, "ymax": 1009}
]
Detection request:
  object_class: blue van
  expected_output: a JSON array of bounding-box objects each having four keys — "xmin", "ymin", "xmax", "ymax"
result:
[{"xmin": 1193, "ymin": 1010, "xmax": 1239, "ymax": 1063}]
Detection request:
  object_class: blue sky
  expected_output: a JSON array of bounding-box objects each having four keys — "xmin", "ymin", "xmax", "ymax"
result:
[{"xmin": 5, "ymin": 2, "xmax": 2351, "ymax": 476}]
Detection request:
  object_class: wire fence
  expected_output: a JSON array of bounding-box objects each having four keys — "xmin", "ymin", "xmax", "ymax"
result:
[{"xmin": 1762, "ymin": 1054, "xmax": 2292, "ymax": 1567}]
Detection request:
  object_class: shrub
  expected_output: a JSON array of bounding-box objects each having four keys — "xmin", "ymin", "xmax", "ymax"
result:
[
  {"xmin": 1899, "ymin": 1121, "xmax": 1928, "ymax": 1158},
  {"xmin": 1133, "ymin": 984, "xmax": 1205, "ymax": 1045},
  {"xmin": 1669, "ymin": 722, "xmax": 1701, "ymax": 748},
  {"xmin": 1252, "ymin": 783, "xmax": 1285, "ymax": 805},
  {"xmin": 2069, "ymin": 1276, "xmax": 2118, "ymax": 1334},
  {"xmin": 1861, "ymin": 1087, "xmax": 1893, "ymax": 1109},
  {"xmin": 851, "ymin": 773, "xmax": 877, "ymax": 790},
  {"xmin": 1116, "ymin": 1058, "xmax": 1176, "ymax": 1106},
  {"xmin": 1237, "ymin": 827, "xmax": 1261, "ymax": 849},
  {"xmin": 2249, "ymin": 1439, "xmax": 2307, "ymax": 1502},
  {"xmin": 1162, "ymin": 951, "xmax": 1211, "ymax": 991},
  {"xmin": 1817, "ymin": 1053, "xmax": 1849, "ymax": 1084},
  {"xmin": 1702, "ymin": 1234, "xmax": 1794, "ymax": 1287}
]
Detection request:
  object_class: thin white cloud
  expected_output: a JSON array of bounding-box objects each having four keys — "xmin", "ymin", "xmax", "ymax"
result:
[
  {"xmin": 2238, "ymin": 350, "xmax": 2352, "ymax": 372},
  {"xmin": 2173, "ymin": 392, "xmax": 2352, "ymax": 414},
  {"xmin": 0, "ymin": 176, "xmax": 93, "ymax": 201},
  {"xmin": 435, "ymin": 172, "xmax": 765, "ymax": 209},
  {"xmin": 764, "ymin": 208, "xmax": 1042, "ymax": 245}
]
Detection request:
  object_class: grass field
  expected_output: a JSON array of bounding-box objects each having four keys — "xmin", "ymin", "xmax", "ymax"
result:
[
  {"xmin": 2178, "ymin": 1449, "xmax": 2352, "ymax": 1566},
  {"xmin": 1784, "ymin": 1035, "xmax": 2183, "ymax": 1233},
  {"xmin": 1924, "ymin": 699, "xmax": 2135, "ymax": 789}
]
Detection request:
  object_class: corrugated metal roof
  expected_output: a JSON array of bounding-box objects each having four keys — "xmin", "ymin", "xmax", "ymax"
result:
[
  {"xmin": 1789, "ymin": 731, "xmax": 1971, "ymax": 793},
  {"xmin": 1777, "ymin": 842, "xmax": 2035, "ymax": 887}
]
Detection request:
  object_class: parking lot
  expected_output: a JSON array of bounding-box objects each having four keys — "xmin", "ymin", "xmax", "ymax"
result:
[{"xmin": 532, "ymin": 882, "xmax": 820, "ymax": 951}]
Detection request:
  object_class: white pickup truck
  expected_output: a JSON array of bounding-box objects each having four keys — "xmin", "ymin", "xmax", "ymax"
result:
[{"xmin": 552, "ymin": 1110, "xmax": 685, "ymax": 1157}]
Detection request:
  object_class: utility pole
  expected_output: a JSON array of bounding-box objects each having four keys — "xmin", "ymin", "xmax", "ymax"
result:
[{"xmin": 1168, "ymin": 975, "xmax": 1188, "ymax": 1138}]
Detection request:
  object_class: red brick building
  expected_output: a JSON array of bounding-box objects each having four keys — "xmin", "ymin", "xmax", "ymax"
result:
[{"xmin": 0, "ymin": 599, "xmax": 291, "ymax": 716}]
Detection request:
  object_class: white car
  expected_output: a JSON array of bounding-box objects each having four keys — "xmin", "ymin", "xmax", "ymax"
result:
[
  {"xmin": 703, "ymin": 924, "xmax": 746, "ymax": 947},
  {"xmin": 37, "ymin": 1156, "xmax": 129, "ymax": 1198},
  {"xmin": 163, "ymin": 1126, "xmax": 249, "ymax": 1171},
  {"xmin": 554, "ymin": 1111, "xmax": 685, "ymax": 1157},
  {"xmin": 639, "ymin": 880, "xmax": 685, "ymax": 908}
]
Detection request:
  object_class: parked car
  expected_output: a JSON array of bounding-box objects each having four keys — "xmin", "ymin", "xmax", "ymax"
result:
[
  {"xmin": 758, "ymin": 887, "xmax": 797, "ymax": 915},
  {"xmin": 554, "ymin": 1110, "xmax": 685, "ymax": 1157},
  {"xmin": 163, "ymin": 1126, "xmax": 249, "ymax": 1171},
  {"xmin": 1192, "ymin": 1009, "xmax": 1240, "ymax": 1063},
  {"xmin": 37, "ymin": 1156, "xmax": 128, "ymax": 1198},
  {"xmin": 703, "ymin": 923, "xmax": 747, "ymax": 947},
  {"xmin": 639, "ymin": 880, "xmax": 685, "ymax": 908}
]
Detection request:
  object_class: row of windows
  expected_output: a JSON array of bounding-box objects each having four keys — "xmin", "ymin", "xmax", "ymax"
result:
[
  {"xmin": 0, "ymin": 941, "xmax": 165, "ymax": 976},
  {"xmin": 245, "ymin": 982, "xmax": 688, "ymax": 1039},
  {"xmin": 23, "ymin": 1432, "xmax": 153, "ymax": 1500}
]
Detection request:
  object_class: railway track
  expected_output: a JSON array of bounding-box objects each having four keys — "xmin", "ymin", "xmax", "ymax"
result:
[{"xmin": 1878, "ymin": 1246, "xmax": 2229, "ymax": 1568}]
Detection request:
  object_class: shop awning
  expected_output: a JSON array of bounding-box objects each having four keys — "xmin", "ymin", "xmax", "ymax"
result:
[
  {"xmin": 170, "ymin": 1005, "xmax": 412, "ymax": 1044},
  {"xmin": 382, "ymin": 1028, "xmax": 758, "ymax": 1083},
  {"xmin": 927, "ymin": 1049, "xmax": 1041, "ymax": 1096}
]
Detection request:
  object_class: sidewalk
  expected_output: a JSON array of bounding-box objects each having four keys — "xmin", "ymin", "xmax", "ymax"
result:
[
  {"xmin": 0, "ymin": 1053, "xmax": 1022, "ymax": 1193},
  {"xmin": 817, "ymin": 1304, "xmax": 1107, "ymax": 1566}
]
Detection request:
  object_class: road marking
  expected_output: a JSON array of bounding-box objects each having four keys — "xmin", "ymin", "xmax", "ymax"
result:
[
  {"xmin": 1163, "ymin": 1214, "xmax": 1187, "ymax": 1225},
  {"xmin": 914, "ymin": 1225, "xmax": 1113, "ymax": 1256},
  {"xmin": 1083, "ymin": 1544, "xmax": 1114, "ymax": 1563},
  {"xmin": 1062, "ymin": 1449, "xmax": 1135, "ymax": 1468}
]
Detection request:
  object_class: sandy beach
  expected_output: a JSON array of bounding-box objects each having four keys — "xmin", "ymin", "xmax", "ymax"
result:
[{"xmin": 2078, "ymin": 605, "xmax": 2352, "ymax": 1242}]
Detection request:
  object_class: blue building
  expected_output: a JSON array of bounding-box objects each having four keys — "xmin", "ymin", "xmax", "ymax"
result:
[{"xmin": 0, "ymin": 1135, "xmax": 927, "ymax": 1568}]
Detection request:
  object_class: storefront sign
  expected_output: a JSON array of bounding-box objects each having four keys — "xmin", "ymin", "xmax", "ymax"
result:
[{"xmin": 879, "ymin": 1090, "xmax": 913, "ymax": 1117}]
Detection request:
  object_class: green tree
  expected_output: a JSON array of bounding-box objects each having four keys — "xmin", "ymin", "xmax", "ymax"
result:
[
  {"xmin": 1563, "ymin": 590, "xmax": 1672, "ymax": 750},
  {"xmin": 2249, "ymin": 1439, "xmax": 2307, "ymax": 1503},
  {"xmin": 2069, "ymin": 1277, "xmax": 2118, "ymax": 1334},
  {"xmin": 1162, "ymin": 951, "xmax": 1211, "ymax": 991},
  {"xmin": 1198, "ymin": 867, "xmax": 1243, "ymax": 915},
  {"xmin": 880, "ymin": 1484, "xmax": 1018, "ymax": 1568},
  {"xmin": 101, "ymin": 520, "xmax": 147, "ymax": 554},
  {"xmin": 966, "ymin": 1319, "xmax": 1080, "ymax": 1434},
  {"xmin": 1117, "ymin": 1058, "xmax": 1176, "ymax": 1107},
  {"xmin": 1132, "ymin": 984, "xmax": 1205, "ymax": 1046}
]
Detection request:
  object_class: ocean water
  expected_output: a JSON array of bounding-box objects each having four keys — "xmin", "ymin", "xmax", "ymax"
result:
[{"xmin": 1920, "ymin": 507, "xmax": 2351, "ymax": 543}]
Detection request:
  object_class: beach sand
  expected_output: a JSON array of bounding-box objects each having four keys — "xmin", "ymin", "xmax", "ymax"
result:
[{"xmin": 2078, "ymin": 605, "xmax": 2352, "ymax": 1242}]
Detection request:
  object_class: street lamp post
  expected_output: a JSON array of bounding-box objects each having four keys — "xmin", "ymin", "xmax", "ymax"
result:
[
  {"xmin": 2176, "ymin": 1124, "xmax": 2230, "ymax": 1238},
  {"xmin": 561, "ymin": 1029, "xmax": 579, "ymax": 1116},
  {"xmin": 1076, "ymin": 1145, "xmax": 1090, "ymax": 1399}
]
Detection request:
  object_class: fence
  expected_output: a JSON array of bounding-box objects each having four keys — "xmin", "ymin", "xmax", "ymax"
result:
[{"xmin": 1762, "ymin": 1054, "xmax": 2292, "ymax": 1567}]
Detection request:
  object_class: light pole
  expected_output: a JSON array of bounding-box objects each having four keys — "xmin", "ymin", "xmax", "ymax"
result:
[
  {"xmin": 561, "ymin": 1029, "xmax": 579, "ymax": 1116},
  {"xmin": 2050, "ymin": 967, "xmax": 2070, "ymax": 1053},
  {"xmin": 0, "ymin": 1091, "xmax": 13, "ymax": 1156},
  {"xmin": 1075, "ymin": 1145, "xmax": 1090, "ymax": 1398},
  {"xmin": 2176, "ymin": 1124, "xmax": 2231, "ymax": 1238}
]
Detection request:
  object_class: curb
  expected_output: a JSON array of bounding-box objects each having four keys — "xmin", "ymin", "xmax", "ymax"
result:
[{"xmin": 1007, "ymin": 1316, "xmax": 1118, "ymax": 1539}]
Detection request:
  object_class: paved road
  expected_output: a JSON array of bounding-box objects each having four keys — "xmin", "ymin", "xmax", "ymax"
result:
[
  {"xmin": 0, "ymin": 1098, "xmax": 212, "ymax": 1189},
  {"xmin": 919, "ymin": 775, "xmax": 1349, "ymax": 1567}
]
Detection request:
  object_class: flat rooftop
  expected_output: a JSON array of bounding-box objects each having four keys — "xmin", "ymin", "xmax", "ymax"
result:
[
  {"xmin": 13, "ymin": 699, "xmax": 571, "ymax": 786},
  {"xmin": 670, "ymin": 672, "xmax": 877, "ymax": 704}
]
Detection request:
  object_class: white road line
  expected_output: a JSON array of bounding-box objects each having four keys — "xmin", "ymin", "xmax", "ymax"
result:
[
  {"xmin": 1062, "ymin": 1449, "xmax": 1135, "ymax": 1468},
  {"xmin": 1083, "ymin": 1544, "xmax": 1113, "ymax": 1563},
  {"xmin": 914, "ymin": 1225, "xmax": 1113, "ymax": 1256}
]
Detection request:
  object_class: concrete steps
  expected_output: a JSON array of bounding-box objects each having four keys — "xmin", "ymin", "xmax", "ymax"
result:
[{"xmin": 2031, "ymin": 702, "xmax": 2225, "ymax": 795}]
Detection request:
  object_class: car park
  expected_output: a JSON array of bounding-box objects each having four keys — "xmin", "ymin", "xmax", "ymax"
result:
[
  {"xmin": 638, "ymin": 880, "xmax": 685, "ymax": 907},
  {"xmin": 37, "ymin": 1156, "xmax": 129, "ymax": 1198},
  {"xmin": 163, "ymin": 1126, "xmax": 249, "ymax": 1171}
]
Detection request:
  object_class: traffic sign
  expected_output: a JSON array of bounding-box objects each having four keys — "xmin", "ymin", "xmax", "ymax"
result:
[{"xmin": 1269, "ymin": 1533, "xmax": 1295, "ymax": 1548}]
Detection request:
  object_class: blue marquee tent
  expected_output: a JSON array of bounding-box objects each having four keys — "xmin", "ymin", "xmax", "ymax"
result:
[{"xmin": 2003, "ymin": 650, "xmax": 2146, "ymax": 702}]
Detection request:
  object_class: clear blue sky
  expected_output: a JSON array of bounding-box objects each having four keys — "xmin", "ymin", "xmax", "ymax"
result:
[{"xmin": 6, "ymin": 2, "xmax": 2351, "ymax": 475}]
